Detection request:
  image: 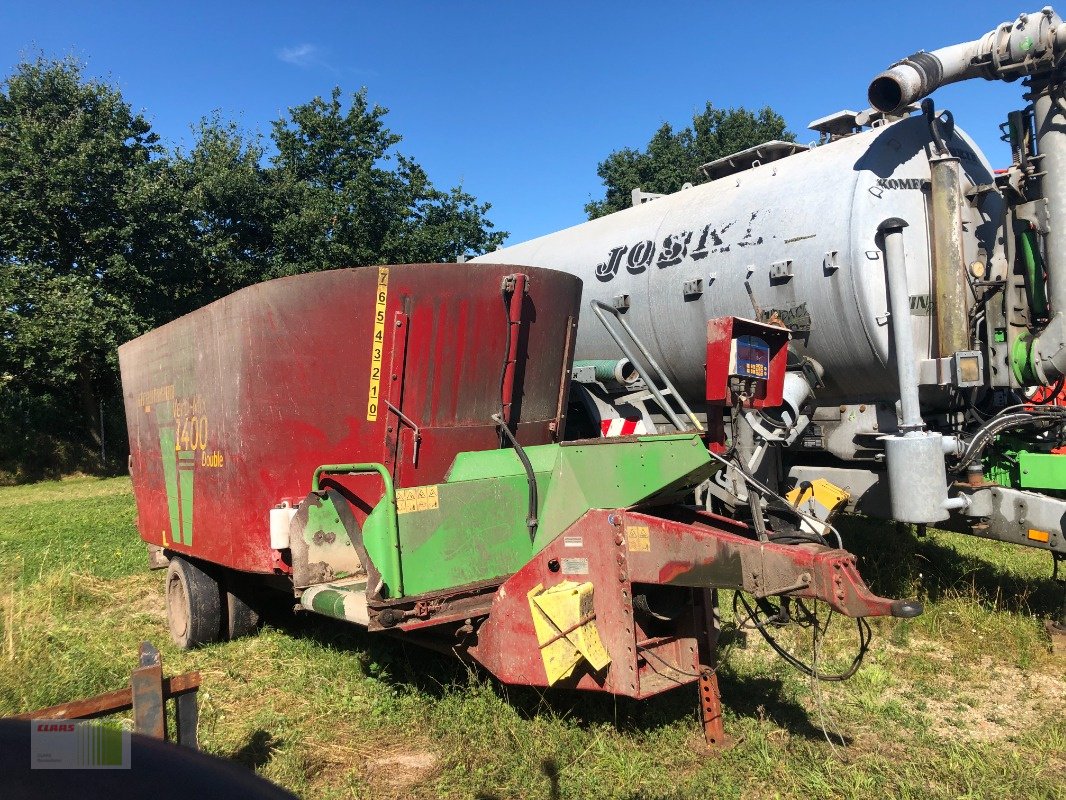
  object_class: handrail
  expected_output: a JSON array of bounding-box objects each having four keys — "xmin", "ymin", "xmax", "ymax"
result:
[
  {"xmin": 589, "ymin": 299, "xmax": 704, "ymax": 433},
  {"xmin": 311, "ymin": 462, "xmax": 402, "ymax": 596}
]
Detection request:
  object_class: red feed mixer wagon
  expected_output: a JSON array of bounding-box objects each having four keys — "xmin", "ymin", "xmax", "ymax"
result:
[{"xmin": 119, "ymin": 262, "xmax": 918, "ymax": 745}]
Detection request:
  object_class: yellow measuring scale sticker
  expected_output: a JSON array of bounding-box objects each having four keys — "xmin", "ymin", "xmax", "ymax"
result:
[
  {"xmin": 366, "ymin": 267, "xmax": 389, "ymax": 421},
  {"xmin": 396, "ymin": 485, "xmax": 440, "ymax": 515}
]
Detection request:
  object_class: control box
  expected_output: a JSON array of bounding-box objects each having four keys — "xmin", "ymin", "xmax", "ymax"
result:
[{"xmin": 706, "ymin": 317, "xmax": 790, "ymax": 408}]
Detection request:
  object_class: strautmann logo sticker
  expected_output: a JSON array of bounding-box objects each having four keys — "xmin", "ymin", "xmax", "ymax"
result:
[{"xmin": 31, "ymin": 719, "xmax": 131, "ymax": 769}]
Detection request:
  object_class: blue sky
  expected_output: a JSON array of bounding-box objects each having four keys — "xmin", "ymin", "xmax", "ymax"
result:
[{"xmin": 0, "ymin": 1, "xmax": 1031, "ymax": 245}]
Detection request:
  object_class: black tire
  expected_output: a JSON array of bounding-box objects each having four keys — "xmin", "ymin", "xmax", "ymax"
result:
[
  {"xmin": 224, "ymin": 579, "xmax": 261, "ymax": 641},
  {"xmin": 166, "ymin": 556, "xmax": 223, "ymax": 649}
]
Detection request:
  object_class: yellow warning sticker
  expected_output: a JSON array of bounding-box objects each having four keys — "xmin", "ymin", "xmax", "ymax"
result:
[
  {"xmin": 627, "ymin": 525, "xmax": 650, "ymax": 552},
  {"xmin": 396, "ymin": 485, "xmax": 440, "ymax": 515},
  {"xmin": 366, "ymin": 267, "xmax": 389, "ymax": 421}
]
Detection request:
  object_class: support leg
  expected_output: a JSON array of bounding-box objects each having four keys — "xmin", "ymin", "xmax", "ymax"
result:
[
  {"xmin": 1047, "ymin": 554, "xmax": 1066, "ymax": 656},
  {"xmin": 131, "ymin": 641, "xmax": 165, "ymax": 739},
  {"xmin": 696, "ymin": 589, "xmax": 726, "ymax": 747},
  {"xmin": 174, "ymin": 691, "xmax": 199, "ymax": 748}
]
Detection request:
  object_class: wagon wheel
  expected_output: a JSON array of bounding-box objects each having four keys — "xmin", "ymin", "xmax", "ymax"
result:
[
  {"xmin": 166, "ymin": 555, "xmax": 222, "ymax": 649},
  {"xmin": 223, "ymin": 577, "xmax": 262, "ymax": 641}
]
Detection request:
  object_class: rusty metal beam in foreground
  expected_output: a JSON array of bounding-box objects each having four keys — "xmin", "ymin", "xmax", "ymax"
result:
[{"xmin": 6, "ymin": 641, "xmax": 201, "ymax": 748}]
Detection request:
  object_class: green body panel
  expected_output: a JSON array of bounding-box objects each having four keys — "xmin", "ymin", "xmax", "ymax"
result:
[
  {"xmin": 305, "ymin": 495, "xmax": 349, "ymax": 543},
  {"xmin": 1020, "ymin": 230, "xmax": 1049, "ymax": 319},
  {"xmin": 391, "ymin": 474, "xmax": 551, "ymax": 595},
  {"xmin": 360, "ymin": 434, "xmax": 717, "ymax": 598},
  {"xmin": 361, "ymin": 499, "xmax": 399, "ymax": 593},
  {"xmin": 1017, "ymin": 450, "xmax": 1066, "ymax": 490},
  {"xmin": 984, "ymin": 456, "xmax": 1013, "ymax": 488},
  {"xmin": 156, "ymin": 389, "xmax": 196, "ymax": 547},
  {"xmin": 536, "ymin": 436, "xmax": 714, "ymax": 545},
  {"xmin": 984, "ymin": 435, "xmax": 1066, "ymax": 492},
  {"xmin": 302, "ymin": 492, "xmax": 361, "ymax": 580},
  {"xmin": 444, "ymin": 444, "xmax": 560, "ymax": 482}
]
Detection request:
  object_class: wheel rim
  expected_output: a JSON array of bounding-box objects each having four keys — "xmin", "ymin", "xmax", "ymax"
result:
[{"xmin": 167, "ymin": 569, "xmax": 190, "ymax": 641}]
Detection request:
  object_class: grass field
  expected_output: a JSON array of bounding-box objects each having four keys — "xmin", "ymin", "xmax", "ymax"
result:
[{"xmin": 0, "ymin": 476, "xmax": 1063, "ymax": 799}]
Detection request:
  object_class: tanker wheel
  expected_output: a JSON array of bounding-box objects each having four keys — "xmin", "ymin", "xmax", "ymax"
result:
[
  {"xmin": 166, "ymin": 555, "xmax": 222, "ymax": 649},
  {"xmin": 223, "ymin": 577, "xmax": 261, "ymax": 641}
]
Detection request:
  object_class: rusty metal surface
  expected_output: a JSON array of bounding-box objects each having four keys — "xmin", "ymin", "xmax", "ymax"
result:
[
  {"xmin": 369, "ymin": 576, "xmax": 500, "ymax": 632},
  {"xmin": 119, "ymin": 264, "xmax": 581, "ymax": 573},
  {"xmin": 619, "ymin": 510, "xmax": 906, "ymax": 618},
  {"xmin": 131, "ymin": 642, "xmax": 165, "ymax": 739},
  {"xmin": 930, "ymin": 156, "xmax": 970, "ymax": 357},
  {"xmin": 469, "ymin": 509, "xmax": 703, "ymax": 698},
  {"xmin": 695, "ymin": 589, "xmax": 726, "ymax": 747},
  {"xmin": 9, "ymin": 673, "xmax": 200, "ymax": 722},
  {"xmin": 469, "ymin": 506, "xmax": 907, "ymax": 698}
]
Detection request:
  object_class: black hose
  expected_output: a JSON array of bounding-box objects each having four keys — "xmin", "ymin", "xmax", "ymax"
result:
[
  {"xmin": 497, "ymin": 285, "xmax": 514, "ymax": 448},
  {"xmin": 954, "ymin": 406, "xmax": 1066, "ymax": 472},
  {"xmin": 492, "ymin": 413, "xmax": 538, "ymax": 541},
  {"xmin": 733, "ymin": 592, "xmax": 871, "ymax": 681}
]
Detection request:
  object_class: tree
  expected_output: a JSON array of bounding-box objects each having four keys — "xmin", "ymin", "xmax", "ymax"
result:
[
  {"xmin": 268, "ymin": 87, "xmax": 506, "ymax": 275},
  {"xmin": 170, "ymin": 118, "xmax": 279, "ymax": 306},
  {"xmin": 0, "ymin": 65, "xmax": 508, "ymax": 479},
  {"xmin": 585, "ymin": 103, "xmax": 794, "ymax": 219},
  {"xmin": 0, "ymin": 57, "xmax": 182, "ymax": 476}
]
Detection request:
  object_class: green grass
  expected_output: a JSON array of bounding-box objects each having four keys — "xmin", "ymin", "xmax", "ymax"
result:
[
  {"xmin": 0, "ymin": 476, "xmax": 1063, "ymax": 799},
  {"xmin": 0, "ymin": 476, "xmax": 141, "ymax": 586}
]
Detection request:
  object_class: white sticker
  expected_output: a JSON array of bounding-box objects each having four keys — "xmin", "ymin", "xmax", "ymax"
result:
[
  {"xmin": 563, "ymin": 536, "xmax": 583, "ymax": 548},
  {"xmin": 561, "ymin": 557, "xmax": 588, "ymax": 575}
]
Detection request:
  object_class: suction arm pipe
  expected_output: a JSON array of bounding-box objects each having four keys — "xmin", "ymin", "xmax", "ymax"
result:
[
  {"xmin": 1019, "ymin": 77, "xmax": 1066, "ymax": 384},
  {"xmin": 880, "ymin": 218, "xmax": 924, "ymax": 432},
  {"xmin": 870, "ymin": 8, "xmax": 1066, "ymax": 386},
  {"xmin": 868, "ymin": 8, "xmax": 1066, "ymax": 114}
]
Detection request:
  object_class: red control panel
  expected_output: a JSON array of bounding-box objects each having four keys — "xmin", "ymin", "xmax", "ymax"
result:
[{"xmin": 706, "ymin": 317, "xmax": 790, "ymax": 409}]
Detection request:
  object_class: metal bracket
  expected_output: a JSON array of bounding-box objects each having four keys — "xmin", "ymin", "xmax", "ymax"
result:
[
  {"xmin": 631, "ymin": 188, "xmax": 665, "ymax": 206},
  {"xmin": 683, "ymin": 278, "xmax": 705, "ymax": 298},
  {"xmin": 917, "ymin": 350, "xmax": 984, "ymax": 387},
  {"xmin": 769, "ymin": 260, "xmax": 794, "ymax": 281},
  {"xmin": 385, "ymin": 401, "xmax": 422, "ymax": 466}
]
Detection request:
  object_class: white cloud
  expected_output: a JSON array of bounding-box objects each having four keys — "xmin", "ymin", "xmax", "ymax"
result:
[{"xmin": 277, "ymin": 44, "xmax": 319, "ymax": 67}]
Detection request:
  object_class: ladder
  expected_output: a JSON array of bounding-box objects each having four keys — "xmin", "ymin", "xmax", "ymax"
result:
[{"xmin": 589, "ymin": 300, "xmax": 704, "ymax": 433}]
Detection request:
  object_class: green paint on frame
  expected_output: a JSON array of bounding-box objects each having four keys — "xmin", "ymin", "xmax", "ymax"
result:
[
  {"xmin": 157, "ymin": 419, "xmax": 181, "ymax": 544},
  {"xmin": 178, "ymin": 453, "xmax": 195, "ymax": 545}
]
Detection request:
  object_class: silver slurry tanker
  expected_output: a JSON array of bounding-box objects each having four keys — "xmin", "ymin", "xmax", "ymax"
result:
[
  {"xmin": 475, "ymin": 5, "xmax": 1066, "ymax": 639},
  {"xmin": 475, "ymin": 113, "xmax": 999, "ymax": 407}
]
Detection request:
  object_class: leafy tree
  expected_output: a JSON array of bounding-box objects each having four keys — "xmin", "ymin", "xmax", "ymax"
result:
[
  {"xmin": 0, "ymin": 57, "xmax": 181, "ymax": 476},
  {"xmin": 0, "ymin": 65, "xmax": 508, "ymax": 478},
  {"xmin": 268, "ymin": 87, "xmax": 506, "ymax": 275},
  {"xmin": 170, "ymin": 118, "xmax": 279, "ymax": 305},
  {"xmin": 585, "ymin": 103, "xmax": 794, "ymax": 219}
]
